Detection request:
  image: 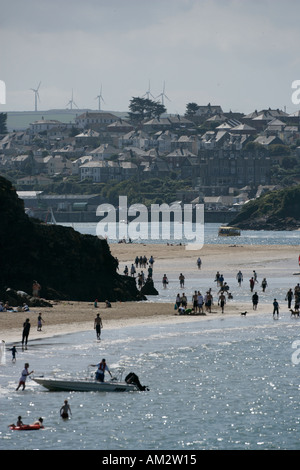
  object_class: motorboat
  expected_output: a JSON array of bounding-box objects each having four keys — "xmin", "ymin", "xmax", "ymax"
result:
[
  {"xmin": 218, "ymin": 226, "xmax": 241, "ymax": 236},
  {"xmin": 33, "ymin": 377, "xmax": 138, "ymax": 392},
  {"xmin": 33, "ymin": 371, "xmax": 148, "ymax": 393}
]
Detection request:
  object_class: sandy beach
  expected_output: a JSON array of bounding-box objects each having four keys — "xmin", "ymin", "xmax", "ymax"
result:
[{"xmin": 1, "ymin": 243, "xmax": 299, "ymax": 344}]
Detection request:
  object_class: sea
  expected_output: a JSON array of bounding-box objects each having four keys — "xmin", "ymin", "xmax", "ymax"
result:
[{"xmin": 0, "ymin": 224, "xmax": 300, "ymax": 452}]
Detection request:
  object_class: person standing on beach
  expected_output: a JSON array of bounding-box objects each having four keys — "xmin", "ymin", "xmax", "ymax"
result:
[
  {"xmin": 130, "ymin": 264, "xmax": 136, "ymax": 277},
  {"xmin": 22, "ymin": 318, "xmax": 31, "ymax": 349},
  {"xmin": 32, "ymin": 280, "xmax": 41, "ymax": 298},
  {"xmin": 16, "ymin": 363, "xmax": 34, "ymax": 391},
  {"xmin": 249, "ymin": 277, "xmax": 255, "ymax": 292},
  {"xmin": 197, "ymin": 257, "xmax": 202, "ymax": 269},
  {"xmin": 179, "ymin": 273, "xmax": 185, "ymax": 288},
  {"xmin": 252, "ymin": 292, "xmax": 259, "ymax": 310},
  {"xmin": 37, "ymin": 313, "xmax": 44, "ymax": 331},
  {"xmin": 285, "ymin": 288, "xmax": 293, "ymax": 309},
  {"xmin": 261, "ymin": 278, "xmax": 268, "ymax": 292},
  {"xmin": 162, "ymin": 274, "xmax": 168, "ymax": 288},
  {"xmin": 60, "ymin": 400, "xmax": 72, "ymax": 419},
  {"xmin": 236, "ymin": 270, "xmax": 243, "ymax": 286},
  {"xmin": 273, "ymin": 299, "xmax": 279, "ymax": 318},
  {"xmin": 218, "ymin": 292, "xmax": 226, "ymax": 313},
  {"xmin": 94, "ymin": 313, "xmax": 103, "ymax": 340}
]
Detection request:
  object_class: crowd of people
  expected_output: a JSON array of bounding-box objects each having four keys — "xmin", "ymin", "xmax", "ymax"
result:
[{"xmin": 123, "ymin": 255, "xmax": 155, "ymax": 289}]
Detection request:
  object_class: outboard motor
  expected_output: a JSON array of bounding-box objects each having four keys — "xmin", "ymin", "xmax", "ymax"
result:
[{"xmin": 125, "ymin": 372, "xmax": 149, "ymax": 391}]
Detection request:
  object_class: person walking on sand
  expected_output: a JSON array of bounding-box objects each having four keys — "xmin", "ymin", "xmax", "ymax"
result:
[
  {"xmin": 22, "ymin": 318, "xmax": 31, "ymax": 349},
  {"xmin": 60, "ymin": 400, "xmax": 72, "ymax": 419},
  {"xmin": 249, "ymin": 277, "xmax": 255, "ymax": 292},
  {"xmin": 94, "ymin": 313, "xmax": 103, "ymax": 340},
  {"xmin": 273, "ymin": 298, "xmax": 279, "ymax": 318},
  {"xmin": 16, "ymin": 363, "xmax": 34, "ymax": 391}
]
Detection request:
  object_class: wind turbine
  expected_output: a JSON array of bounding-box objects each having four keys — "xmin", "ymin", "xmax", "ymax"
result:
[
  {"xmin": 66, "ymin": 89, "xmax": 79, "ymax": 110},
  {"xmin": 95, "ymin": 85, "xmax": 105, "ymax": 111},
  {"xmin": 30, "ymin": 82, "xmax": 41, "ymax": 112},
  {"xmin": 142, "ymin": 80, "xmax": 155, "ymax": 100},
  {"xmin": 156, "ymin": 81, "xmax": 171, "ymax": 106}
]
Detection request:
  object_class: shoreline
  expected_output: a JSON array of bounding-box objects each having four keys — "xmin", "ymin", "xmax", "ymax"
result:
[{"xmin": 2, "ymin": 300, "xmax": 274, "ymax": 345}]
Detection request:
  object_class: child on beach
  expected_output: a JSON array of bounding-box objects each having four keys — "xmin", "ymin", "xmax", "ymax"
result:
[
  {"xmin": 9, "ymin": 345, "xmax": 17, "ymax": 362},
  {"xmin": 16, "ymin": 363, "xmax": 34, "ymax": 391},
  {"xmin": 37, "ymin": 313, "xmax": 44, "ymax": 331}
]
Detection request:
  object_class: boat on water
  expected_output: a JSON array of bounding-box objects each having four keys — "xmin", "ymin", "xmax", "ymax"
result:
[
  {"xmin": 218, "ymin": 226, "xmax": 241, "ymax": 236},
  {"xmin": 33, "ymin": 377, "xmax": 138, "ymax": 392},
  {"xmin": 33, "ymin": 371, "xmax": 148, "ymax": 393}
]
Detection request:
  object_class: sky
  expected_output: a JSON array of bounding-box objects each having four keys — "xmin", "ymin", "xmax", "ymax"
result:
[{"xmin": 1, "ymin": 0, "xmax": 300, "ymax": 115}]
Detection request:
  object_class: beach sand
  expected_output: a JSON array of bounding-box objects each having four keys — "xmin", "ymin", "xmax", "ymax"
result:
[{"xmin": 1, "ymin": 243, "xmax": 299, "ymax": 344}]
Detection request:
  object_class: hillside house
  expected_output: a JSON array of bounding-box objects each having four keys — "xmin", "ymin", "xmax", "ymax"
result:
[{"xmin": 75, "ymin": 111, "xmax": 119, "ymax": 130}]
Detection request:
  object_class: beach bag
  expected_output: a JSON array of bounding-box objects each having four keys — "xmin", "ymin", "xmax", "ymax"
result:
[{"xmin": 174, "ymin": 303, "xmax": 178, "ymax": 310}]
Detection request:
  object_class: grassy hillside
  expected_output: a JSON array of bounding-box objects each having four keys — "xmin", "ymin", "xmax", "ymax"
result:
[{"xmin": 230, "ymin": 185, "xmax": 300, "ymax": 230}]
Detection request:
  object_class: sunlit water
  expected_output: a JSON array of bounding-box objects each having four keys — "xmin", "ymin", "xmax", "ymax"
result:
[{"xmin": 1, "ymin": 313, "xmax": 300, "ymax": 450}]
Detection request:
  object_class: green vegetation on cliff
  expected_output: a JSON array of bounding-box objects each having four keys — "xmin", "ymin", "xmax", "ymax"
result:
[{"xmin": 230, "ymin": 185, "xmax": 300, "ymax": 230}]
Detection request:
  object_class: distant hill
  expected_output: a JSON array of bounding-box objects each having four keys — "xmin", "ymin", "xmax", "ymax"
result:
[{"xmin": 229, "ymin": 185, "xmax": 300, "ymax": 231}]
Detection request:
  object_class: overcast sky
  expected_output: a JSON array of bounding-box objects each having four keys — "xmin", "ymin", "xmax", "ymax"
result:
[{"xmin": 1, "ymin": 0, "xmax": 300, "ymax": 115}]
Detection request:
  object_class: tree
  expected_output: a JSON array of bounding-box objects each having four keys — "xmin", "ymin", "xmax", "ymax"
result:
[
  {"xmin": 128, "ymin": 97, "xmax": 166, "ymax": 123},
  {"xmin": 185, "ymin": 102, "xmax": 199, "ymax": 117},
  {"xmin": 0, "ymin": 113, "xmax": 7, "ymax": 134}
]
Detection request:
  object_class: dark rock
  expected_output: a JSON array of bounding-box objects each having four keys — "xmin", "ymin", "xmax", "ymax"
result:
[
  {"xmin": 0, "ymin": 176, "xmax": 145, "ymax": 302},
  {"xmin": 140, "ymin": 278, "xmax": 159, "ymax": 295}
]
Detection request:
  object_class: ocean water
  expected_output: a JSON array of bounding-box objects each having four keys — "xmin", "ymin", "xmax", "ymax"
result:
[
  {"xmin": 62, "ymin": 222, "xmax": 300, "ymax": 246},
  {"xmin": 1, "ymin": 312, "xmax": 300, "ymax": 450}
]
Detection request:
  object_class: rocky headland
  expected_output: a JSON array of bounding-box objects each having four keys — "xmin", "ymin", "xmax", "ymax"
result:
[
  {"xmin": 0, "ymin": 176, "xmax": 144, "ymax": 303},
  {"xmin": 229, "ymin": 185, "xmax": 300, "ymax": 231}
]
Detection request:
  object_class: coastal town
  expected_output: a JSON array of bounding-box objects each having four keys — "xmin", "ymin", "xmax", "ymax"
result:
[{"xmin": 1, "ymin": 100, "xmax": 300, "ymax": 223}]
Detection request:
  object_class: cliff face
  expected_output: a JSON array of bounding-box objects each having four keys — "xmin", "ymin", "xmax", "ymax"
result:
[
  {"xmin": 230, "ymin": 185, "xmax": 300, "ymax": 231},
  {"xmin": 0, "ymin": 176, "xmax": 144, "ymax": 301}
]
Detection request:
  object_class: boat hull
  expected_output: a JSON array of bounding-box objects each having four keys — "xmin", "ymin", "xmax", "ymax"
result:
[{"xmin": 33, "ymin": 377, "xmax": 137, "ymax": 392}]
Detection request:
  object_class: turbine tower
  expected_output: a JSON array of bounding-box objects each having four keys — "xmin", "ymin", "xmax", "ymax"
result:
[
  {"xmin": 95, "ymin": 85, "xmax": 105, "ymax": 111},
  {"xmin": 143, "ymin": 80, "xmax": 155, "ymax": 100},
  {"xmin": 156, "ymin": 81, "xmax": 170, "ymax": 106},
  {"xmin": 66, "ymin": 89, "xmax": 79, "ymax": 110},
  {"xmin": 30, "ymin": 82, "xmax": 41, "ymax": 112}
]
